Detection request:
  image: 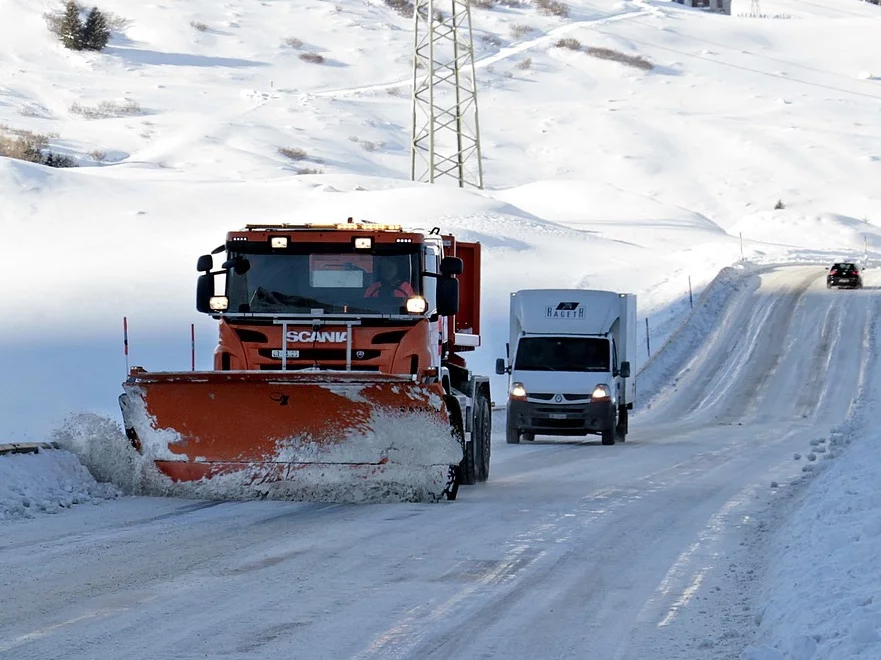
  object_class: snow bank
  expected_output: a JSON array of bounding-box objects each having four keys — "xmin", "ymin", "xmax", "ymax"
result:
[
  {"xmin": 49, "ymin": 409, "xmax": 460, "ymax": 504},
  {"xmin": 0, "ymin": 447, "xmax": 120, "ymax": 521},
  {"xmin": 741, "ymin": 300, "xmax": 881, "ymax": 658},
  {"xmin": 638, "ymin": 261, "xmax": 762, "ymax": 407}
]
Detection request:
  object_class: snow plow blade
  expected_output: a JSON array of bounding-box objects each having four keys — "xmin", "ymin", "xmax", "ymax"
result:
[{"xmin": 119, "ymin": 369, "xmax": 463, "ymax": 502}]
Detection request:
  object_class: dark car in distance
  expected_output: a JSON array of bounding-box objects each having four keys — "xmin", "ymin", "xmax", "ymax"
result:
[{"xmin": 827, "ymin": 262, "xmax": 863, "ymax": 289}]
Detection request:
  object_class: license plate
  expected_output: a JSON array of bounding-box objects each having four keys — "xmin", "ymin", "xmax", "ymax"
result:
[
  {"xmin": 271, "ymin": 349, "xmax": 300, "ymax": 358},
  {"xmin": 549, "ymin": 413, "xmax": 567, "ymax": 420}
]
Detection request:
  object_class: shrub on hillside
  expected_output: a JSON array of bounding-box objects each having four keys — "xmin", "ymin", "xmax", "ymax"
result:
[
  {"xmin": 384, "ymin": 0, "xmax": 415, "ymax": 18},
  {"xmin": 299, "ymin": 52, "xmax": 325, "ymax": 64},
  {"xmin": 555, "ymin": 38, "xmax": 581, "ymax": 50},
  {"xmin": 535, "ymin": 0, "xmax": 569, "ymax": 17},
  {"xmin": 45, "ymin": 1, "xmax": 111, "ymax": 51},
  {"xmin": 278, "ymin": 147, "xmax": 308, "ymax": 161},
  {"xmin": 586, "ymin": 47, "xmax": 653, "ymax": 70},
  {"xmin": 70, "ymin": 100, "xmax": 141, "ymax": 119},
  {"xmin": 510, "ymin": 24, "xmax": 533, "ymax": 39},
  {"xmin": 0, "ymin": 127, "xmax": 78, "ymax": 168}
]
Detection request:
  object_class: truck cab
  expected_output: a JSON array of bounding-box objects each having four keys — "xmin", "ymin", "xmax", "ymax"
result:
[{"xmin": 496, "ymin": 289, "xmax": 636, "ymax": 446}]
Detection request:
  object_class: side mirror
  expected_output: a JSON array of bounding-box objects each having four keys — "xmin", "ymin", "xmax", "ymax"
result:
[
  {"xmin": 223, "ymin": 256, "xmax": 251, "ymax": 275},
  {"xmin": 437, "ymin": 277, "xmax": 459, "ymax": 316},
  {"xmin": 197, "ymin": 254, "xmax": 213, "ymax": 273},
  {"xmin": 196, "ymin": 273, "xmax": 214, "ymax": 314},
  {"xmin": 495, "ymin": 358, "xmax": 508, "ymax": 376},
  {"xmin": 440, "ymin": 256, "xmax": 463, "ymax": 276},
  {"xmin": 619, "ymin": 361, "xmax": 631, "ymax": 379}
]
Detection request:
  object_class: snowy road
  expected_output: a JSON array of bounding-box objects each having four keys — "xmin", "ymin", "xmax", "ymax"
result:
[{"xmin": 1, "ymin": 265, "xmax": 877, "ymax": 660}]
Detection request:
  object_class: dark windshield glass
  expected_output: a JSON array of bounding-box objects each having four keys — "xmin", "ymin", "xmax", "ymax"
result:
[
  {"xmin": 514, "ymin": 337, "xmax": 610, "ymax": 372},
  {"xmin": 226, "ymin": 244, "xmax": 421, "ymax": 315}
]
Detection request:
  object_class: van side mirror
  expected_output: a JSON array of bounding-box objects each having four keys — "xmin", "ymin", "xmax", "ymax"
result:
[
  {"xmin": 440, "ymin": 256, "xmax": 463, "ymax": 276},
  {"xmin": 495, "ymin": 358, "xmax": 508, "ymax": 376},
  {"xmin": 437, "ymin": 277, "xmax": 459, "ymax": 316},
  {"xmin": 196, "ymin": 273, "xmax": 214, "ymax": 314},
  {"xmin": 619, "ymin": 361, "xmax": 631, "ymax": 379}
]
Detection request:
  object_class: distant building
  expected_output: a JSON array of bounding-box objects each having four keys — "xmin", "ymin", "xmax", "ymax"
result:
[{"xmin": 671, "ymin": 0, "xmax": 731, "ymax": 14}]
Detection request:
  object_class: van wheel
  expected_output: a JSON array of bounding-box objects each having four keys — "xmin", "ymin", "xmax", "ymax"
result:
[
  {"xmin": 601, "ymin": 428, "xmax": 616, "ymax": 445},
  {"xmin": 506, "ymin": 408, "xmax": 520, "ymax": 444},
  {"xmin": 616, "ymin": 408, "xmax": 628, "ymax": 442}
]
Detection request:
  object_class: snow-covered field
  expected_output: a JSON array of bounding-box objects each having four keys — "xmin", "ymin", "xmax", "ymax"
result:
[{"xmin": 2, "ymin": 0, "xmax": 881, "ymax": 656}]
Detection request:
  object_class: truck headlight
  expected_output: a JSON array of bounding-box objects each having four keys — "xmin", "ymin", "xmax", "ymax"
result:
[
  {"xmin": 209, "ymin": 296, "xmax": 229, "ymax": 311},
  {"xmin": 405, "ymin": 296, "xmax": 427, "ymax": 314},
  {"xmin": 510, "ymin": 382, "xmax": 527, "ymax": 399},
  {"xmin": 590, "ymin": 384, "xmax": 611, "ymax": 401}
]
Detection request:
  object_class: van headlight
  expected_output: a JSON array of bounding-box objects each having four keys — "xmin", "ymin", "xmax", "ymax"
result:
[
  {"xmin": 590, "ymin": 384, "xmax": 611, "ymax": 401},
  {"xmin": 510, "ymin": 382, "xmax": 527, "ymax": 399}
]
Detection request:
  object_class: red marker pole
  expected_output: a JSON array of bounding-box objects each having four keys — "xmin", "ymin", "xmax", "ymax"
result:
[
  {"xmin": 123, "ymin": 316, "xmax": 130, "ymax": 374},
  {"xmin": 191, "ymin": 323, "xmax": 196, "ymax": 371}
]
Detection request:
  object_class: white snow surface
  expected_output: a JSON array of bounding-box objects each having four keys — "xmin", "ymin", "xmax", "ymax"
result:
[{"xmin": 2, "ymin": 0, "xmax": 881, "ymax": 656}]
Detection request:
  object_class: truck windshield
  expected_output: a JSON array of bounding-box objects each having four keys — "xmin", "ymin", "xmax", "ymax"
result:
[
  {"xmin": 225, "ymin": 244, "xmax": 421, "ymax": 315},
  {"xmin": 514, "ymin": 337, "xmax": 610, "ymax": 372}
]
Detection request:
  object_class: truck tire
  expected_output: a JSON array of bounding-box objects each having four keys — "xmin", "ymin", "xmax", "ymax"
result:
[
  {"xmin": 601, "ymin": 427, "xmax": 616, "ymax": 445},
  {"xmin": 474, "ymin": 395, "xmax": 492, "ymax": 482},
  {"xmin": 446, "ymin": 395, "xmax": 475, "ymax": 487}
]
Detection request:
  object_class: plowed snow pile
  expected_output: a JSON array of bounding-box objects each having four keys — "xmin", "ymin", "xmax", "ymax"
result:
[
  {"xmin": 49, "ymin": 411, "xmax": 458, "ymax": 505},
  {"xmin": 0, "ymin": 449, "xmax": 120, "ymax": 521}
]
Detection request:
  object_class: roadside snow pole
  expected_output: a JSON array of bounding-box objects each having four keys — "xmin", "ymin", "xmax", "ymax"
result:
[
  {"xmin": 645, "ymin": 317, "xmax": 651, "ymax": 357},
  {"xmin": 740, "ymin": 232, "xmax": 744, "ymax": 261},
  {"xmin": 123, "ymin": 316, "xmax": 129, "ymax": 374},
  {"xmin": 688, "ymin": 276, "xmax": 693, "ymax": 309},
  {"xmin": 191, "ymin": 323, "xmax": 196, "ymax": 371}
]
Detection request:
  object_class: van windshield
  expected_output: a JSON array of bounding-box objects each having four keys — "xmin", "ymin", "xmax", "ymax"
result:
[{"xmin": 514, "ymin": 337, "xmax": 610, "ymax": 372}]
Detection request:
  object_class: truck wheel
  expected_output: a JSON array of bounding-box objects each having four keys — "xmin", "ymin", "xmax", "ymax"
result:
[
  {"xmin": 601, "ymin": 427, "xmax": 616, "ymax": 445},
  {"xmin": 447, "ymin": 395, "xmax": 475, "ymax": 486},
  {"xmin": 474, "ymin": 394, "xmax": 492, "ymax": 482}
]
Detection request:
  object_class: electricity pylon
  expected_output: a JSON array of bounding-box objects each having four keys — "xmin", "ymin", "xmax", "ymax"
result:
[
  {"xmin": 749, "ymin": 0, "xmax": 761, "ymax": 16},
  {"xmin": 410, "ymin": 0, "xmax": 484, "ymax": 189}
]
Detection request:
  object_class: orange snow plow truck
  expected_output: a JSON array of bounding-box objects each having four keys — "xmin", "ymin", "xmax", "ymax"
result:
[{"xmin": 118, "ymin": 220, "xmax": 491, "ymax": 501}]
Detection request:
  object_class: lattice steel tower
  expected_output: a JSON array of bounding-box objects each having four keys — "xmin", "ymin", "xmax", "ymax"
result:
[{"xmin": 410, "ymin": 0, "xmax": 484, "ymax": 189}]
